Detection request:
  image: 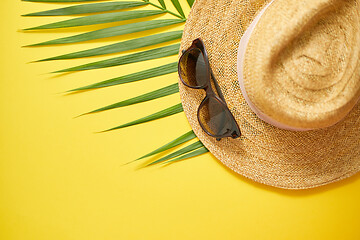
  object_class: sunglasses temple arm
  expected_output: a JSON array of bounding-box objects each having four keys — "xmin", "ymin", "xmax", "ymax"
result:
[
  {"xmin": 210, "ymin": 70, "xmax": 241, "ymax": 137},
  {"xmin": 210, "ymin": 70, "xmax": 226, "ymax": 103}
]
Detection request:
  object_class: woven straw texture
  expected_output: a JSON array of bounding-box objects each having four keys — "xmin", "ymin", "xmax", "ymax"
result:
[
  {"xmin": 178, "ymin": 0, "xmax": 360, "ymax": 189},
  {"xmin": 244, "ymin": 0, "xmax": 360, "ymax": 129}
]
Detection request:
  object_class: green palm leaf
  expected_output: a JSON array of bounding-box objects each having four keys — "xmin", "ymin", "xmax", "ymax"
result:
[
  {"xmin": 37, "ymin": 30, "xmax": 183, "ymax": 61},
  {"xmin": 30, "ymin": 19, "xmax": 184, "ymax": 46},
  {"xmin": 158, "ymin": 0, "xmax": 166, "ymax": 9},
  {"xmin": 23, "ymin": 0, "xmax": 105, "ymax": 2},
  {"xmin": 84, "ymin": 83, "xmax": 179, "ymax": 115},
  {"xmin": 25, "ymin": 10, "xmax": 164, "ymax": 30},
  {"xmin": 56, "ymin": 44, "xmax": 179, "ymax": 72},
  {"xmin": 147, "ymin": 140, "xmax": 204, "ymax": 165},
  {"xmin": 69, "ymin": 62, "xmax": 178, "ymax": 91},
  {"xmin": 170, "ymin": 0, "xmax": 185, "ymax": 18},
  {"xmin": 102, "ymin": 103, "xmax": 183, "ymax": 132},
  {"xmin": 186, "ymin": 0, "xmax": 194, "ymax": 7},
  {"xmin": 137, "ymin": 130, "xmax": 196, "ymax": 160},
  {"xmin": 164, "ymin": 147, "xmax": 209, "ymax": 164},
  {"xmin": 24, "ymin": 0, "xmax": 210, "ymax": 164},
  {"xmin": 144, "ymin": 0, "xmax": 184, "ymax": 19},
  {"xmin": 23, "ymin": 1, "xmax": 148, "ymax": 16}
]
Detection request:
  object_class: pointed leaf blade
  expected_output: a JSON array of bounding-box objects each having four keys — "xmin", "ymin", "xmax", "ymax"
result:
[
  {"xmin": 186, "ymin": 0, "xmax": 195, "ymax": 7},
  {"xmin": 38, "ymin": 31, "xmax": 183, "ymax": 61},
  {"xmin": 23, "ymin": 0, "xmax": 105, "ymax": 2},
  {"xmin": 170, "ymin": 0, "xmax": 185, "ymax": 18},
  {"xmin": 58, "ymin": 44, "xmax": 179, "ymax": 72},
  {"xmin": 158, "ymin": 0, "xmax": 166, "ymax": 9},
  {"xmin": 86, "ymin": 83, "xmax": 179, "ymax": 114},
  {"xmin": 25, "ymin": 10, "xmax": 164, "ymax": 30},
  {"xmin": 102, "ymin": 103, "xmax": 183, "ymax": 132},
  {"xmin": 148, "ymin": 141, "xmax": 204, "ymax": 165},
  {"xmin": 165, "ymin": 147, "xmax": 209, "ymax": 164},
  {"xmin": 23, "ymin": 1, "xmax": 148, "ymax": 16},
  {"xmin": 31, "ymin": 19, "xmax": 184, "ymax": 46},
  {"xmin": 137, "ymin": 130, "xmax": 196, "ymax": 160},
  {"xmin": 70, "ymin": 62, "xmax": 178, "ymax": 91}
]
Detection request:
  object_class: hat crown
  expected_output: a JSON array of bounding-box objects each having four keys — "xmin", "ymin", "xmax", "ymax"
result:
[
  {"xmin": 242, "ymin": 0, "xmax": 360, "ymax": 129},
  {"xmin": 284, "ymin": 16, "xmax": 349, "ymax": 89},
  {"xmin": 179, "ymin": 0, "xmax": 360, "ymax": 189}
]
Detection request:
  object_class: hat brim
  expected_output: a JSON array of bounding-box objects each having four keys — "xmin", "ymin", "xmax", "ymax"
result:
[{"xmin": 178, "ymin": 0, "xmax": 360, "ymax": 189}]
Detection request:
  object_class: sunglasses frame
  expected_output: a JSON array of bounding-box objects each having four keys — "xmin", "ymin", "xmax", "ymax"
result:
[{"xmin": 178, "ymin": 38, "xmax": 241, "ymax": 141}]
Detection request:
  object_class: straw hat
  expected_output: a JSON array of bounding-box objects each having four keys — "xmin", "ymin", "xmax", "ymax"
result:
[{"xmin": 178, "ymin": 0, "xmax": 360, "ymax": 189}]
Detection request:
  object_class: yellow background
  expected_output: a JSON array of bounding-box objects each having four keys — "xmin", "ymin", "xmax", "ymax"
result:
[{"xmin": 1, "ymin": 0, "xmax": 360, "ymax": 239}]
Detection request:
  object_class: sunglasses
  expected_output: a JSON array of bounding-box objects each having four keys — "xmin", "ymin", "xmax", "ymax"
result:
[{"xmin": 178, "ymin": 38, "xmax": 241, "ymax": 141}]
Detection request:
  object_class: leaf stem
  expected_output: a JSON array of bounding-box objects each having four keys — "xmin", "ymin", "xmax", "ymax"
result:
[{"xmin": 143, "ymin": 0, "xmax": 186, "ymax": 20}]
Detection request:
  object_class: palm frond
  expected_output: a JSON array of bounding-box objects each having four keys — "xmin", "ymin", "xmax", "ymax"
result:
[
  {"xmin": 170, "ymin": 0, "xmax": 185, "ymax": 18},
  {"xmin": 186, "ymin": 0, "xmax": 194, "ymax": 7},
  {"xmin": 164, "ymin": 147, "xmax": 209, "ymax": 164},
  {"xmin": 157, "ymin": 0, "xmax": 166, "ymax": 9},
  {"xmin": 56, "ymin": 44, "xmax": 179, "ymax": 72},
  {"xmin": 101, "ymin": 103, "xmax": 183, "ymax": 132},
  {"xmin": 69, "ymin": 62, "xmax": 178, "ymax": 91},
  {"xmin": 23, "ymin": 0, "xmax": 105, "ymax": 2},
  {"xmin": 137, "ymin": 130, "xmax": 196, "ymax": 160},
  {"xmin": 147, "ymin": 140, "xmax": 204, "ymax": 165},
  {"xmin": 25, "ymin": 10, "xmax": 164, "ymax": 30},
  {"xmin": 143, "ymin": 0, "xmax": 184, "ymax": 19},
  {"xmin": 30, "ymin": 19, "xmax": 184, "ymax": 46},
  {"xmin": 23, "ymin": 1, "xmax": 148, "ymax": 16},
  {"xmin": 37, "ymin": 30, "xmax": 183, "ymax": 61},
  {"xmin": 24, "ymin": 0, "xmax": 210, "ymax": 165},
  {"xmin": 84, "ymin": 83, "xmax": 179, "ymax": 115}
]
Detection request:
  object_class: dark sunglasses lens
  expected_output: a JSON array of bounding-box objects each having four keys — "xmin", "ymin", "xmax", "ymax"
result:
[
  {"xmin": 198, "ymin": 97, "xmax": 235, "ymax": 136},
  {"xmin": 179, "ymin": 48, "xmax": 209, "ymax": 88}
]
